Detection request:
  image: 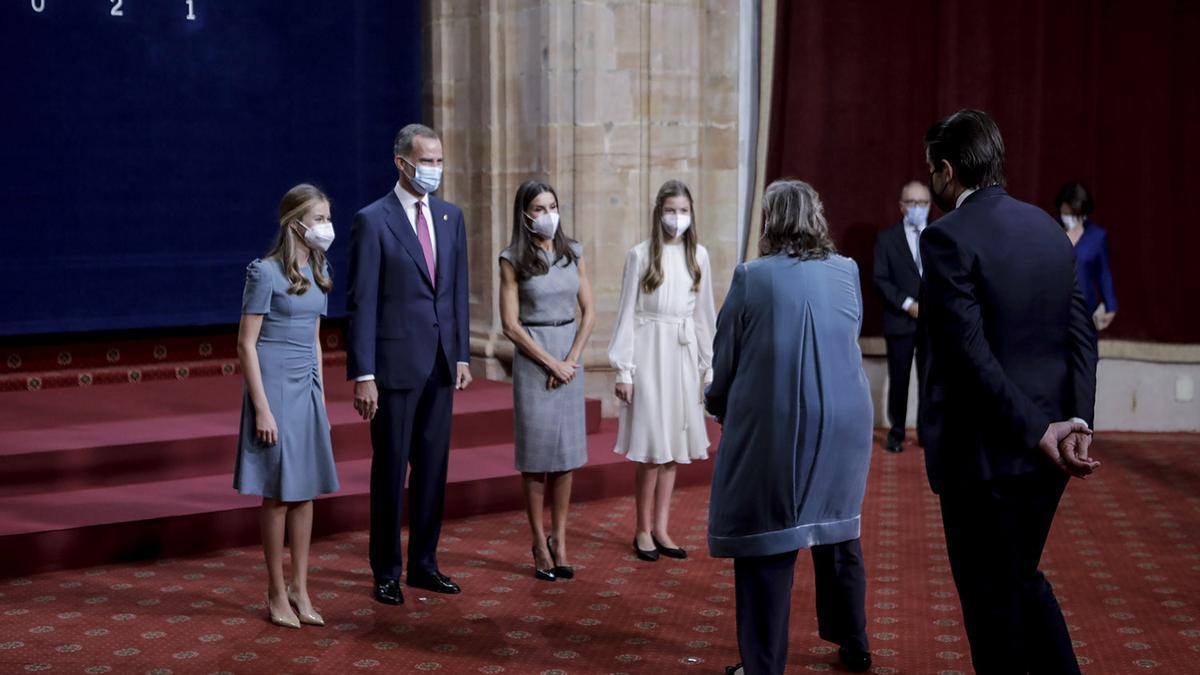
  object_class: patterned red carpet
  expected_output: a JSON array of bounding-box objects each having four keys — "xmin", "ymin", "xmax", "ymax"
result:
[{"xmin": 2, "ymin": 433, "xmax": 1197, "ymax": 674}]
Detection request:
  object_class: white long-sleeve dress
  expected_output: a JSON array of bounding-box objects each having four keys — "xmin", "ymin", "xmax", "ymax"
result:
[{"xmin": 608, "ymin": 239, "xmax": 717, "ymax": 464}]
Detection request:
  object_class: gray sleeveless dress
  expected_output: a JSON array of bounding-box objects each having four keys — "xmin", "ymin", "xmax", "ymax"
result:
[
  {"xmin": 500, "ymin": 243, "xmax": 588, "ymax": 473},
  {"xmin": 233, "ymin": 258, "xmax": 339, "ymax": 501}
]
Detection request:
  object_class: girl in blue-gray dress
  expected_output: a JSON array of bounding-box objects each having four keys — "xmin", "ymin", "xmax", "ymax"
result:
[{"xmin": 235, "ymin": 183, "xmax": 339, "ymax": 629}]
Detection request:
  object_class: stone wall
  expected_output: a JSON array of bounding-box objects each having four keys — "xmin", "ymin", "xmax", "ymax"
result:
[{"xmin": 426, "ymin": 0, "xmax": 741, "ymax": 412}]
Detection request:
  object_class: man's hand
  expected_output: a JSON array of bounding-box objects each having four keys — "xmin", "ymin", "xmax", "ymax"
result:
[
  {"xmin": 906, "ymin": 302, "xmax": 920, "ymax": 319},
  {"xmin": 1038, "ymin": 420, "xmax": 1099, "ymax": 478},
  {"xmin": 456, "ymin": 363, "xmax": 473, "ymax": 391},
  {"xmin": 1060, "ymin": 430, "xmax": 1100, "ymax": 477},
  {"xmin": 354, "ymin": 380, "xmax": 379, "ymax": 421}
]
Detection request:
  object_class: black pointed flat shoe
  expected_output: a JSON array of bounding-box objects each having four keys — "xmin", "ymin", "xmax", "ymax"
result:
[
  {"xmin": 651, "ymin": 532, "xmax": 687, "ymax": 559},
  {"xmin": 633, "ymin": 537, "xmax": 660, "ymax": 562}
]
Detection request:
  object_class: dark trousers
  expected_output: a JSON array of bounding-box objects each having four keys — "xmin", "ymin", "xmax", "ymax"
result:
[
  {"xmin": 884, "ymin": 332, "xmax": 917, "ymax": 441},
  {"xmin": 368, "ymin": 349, "xmax": 454, "ymax": 582},
  {"xmin": 734, "ymin": 539, "xmax": 868, "ymax": 675},
  {"xmin": 939, "ymin": 470, "xmax": 1079, "ymax": 675}
]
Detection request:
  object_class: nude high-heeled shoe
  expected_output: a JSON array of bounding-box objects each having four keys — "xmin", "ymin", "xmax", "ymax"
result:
[
  {"xmin": 287, "ymin": 585, "xmax": 325, "ymax": 626},
  {"xmin": 266, "ymin": 593, "xmax": 300, "ymax": 629}
]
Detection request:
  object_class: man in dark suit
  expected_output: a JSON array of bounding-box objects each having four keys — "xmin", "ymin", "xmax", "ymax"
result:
[
  {"xmin": 917, "ymin": 109, "xmax": 1099, "ymax": 674},
  {"xmin": 348, "ymin": 123, "xmax": 473, "ymax": 605},
  {"xmin": 873, "ymin": 181, "xmax": 930, "ymax": 452}
]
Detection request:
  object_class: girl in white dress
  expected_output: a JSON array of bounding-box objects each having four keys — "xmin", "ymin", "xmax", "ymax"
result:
[{"xmin": 608, "ymin": 179, "xmax": 717, "ymax": 561}]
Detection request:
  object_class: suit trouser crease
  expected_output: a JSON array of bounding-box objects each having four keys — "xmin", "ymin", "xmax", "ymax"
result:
[{"xmin": 369, "ymin": 349, "xmax": 454, "ymax": 582}]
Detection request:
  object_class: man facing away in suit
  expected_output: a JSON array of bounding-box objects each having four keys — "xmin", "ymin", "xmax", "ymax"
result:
[
  {"xmin": 917, "ymin": 109, "xmax": 1100, "ymax": 674},
  {"xmin": 873, "ymin": 181, "xmax": 930, "ymax": 452},
  {"xmin": 348, "ymin": 123, "xmax": 473, "ymax": 606}
]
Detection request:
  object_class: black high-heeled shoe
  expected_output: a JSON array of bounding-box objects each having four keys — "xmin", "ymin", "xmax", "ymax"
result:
[
  {"xmin": 652, "ymin": 532, "xmax": 687, "ymax": 559},
  {"xmin": 532, "ymin": 546, "xmax": 556, "ymax": 582},
  {"xmin": 547, "ymin": 535, "xmax": 574, "ymax": 580}
]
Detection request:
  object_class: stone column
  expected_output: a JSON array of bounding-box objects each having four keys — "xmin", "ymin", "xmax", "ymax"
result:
[{"xmin": 427, "ymin": 0, "xmax": 740, "ymax": 415}]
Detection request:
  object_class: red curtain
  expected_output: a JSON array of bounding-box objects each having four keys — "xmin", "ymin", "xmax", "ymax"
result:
[{"xmin": 765, "ymin": 0, "xmax": 1200, "ymax": 343}]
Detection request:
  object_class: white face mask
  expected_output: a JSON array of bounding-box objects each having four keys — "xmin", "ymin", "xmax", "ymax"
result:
[
  {"xmin": 662, "ymin": 213, "xmax": 692, "ymax": 239},
  {"xmin": 403, "ymin": 158, "xmax": 442, "ymax": 194},
  {"xmin": 299, "ymin": 221, "xmax": 335, "ymax": 252},
  {"xmin": 904, "ymin": 205, "xmax": 929, "ymax": 228},
  {"xmin": 525, "ymin": 212, "xmax": 560, "ymax": 240},
  {"xmin": 1061, "ymin": 214, "xmax": 1083, "ymax": 231}
]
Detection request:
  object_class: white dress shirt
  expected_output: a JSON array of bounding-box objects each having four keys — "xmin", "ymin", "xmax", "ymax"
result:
[
  {"xmin": 354, "ymin": 183, "xmax": 466, "ymax": 383},
  {"xmin": 900, "ymin": 221, "xmax": 926, "ymax": 312},
  {"xmin": 394, "ymin": 181, "xmax": 436, "ymax": 251}
]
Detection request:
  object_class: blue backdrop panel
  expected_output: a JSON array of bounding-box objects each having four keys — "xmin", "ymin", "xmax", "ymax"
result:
[{"xmin": 0, "ymin": 0, "xmax": 421, "ymax": 335}]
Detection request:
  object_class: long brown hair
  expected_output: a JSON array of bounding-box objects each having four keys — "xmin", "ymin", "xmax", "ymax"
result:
[
  {"xmin": 641, "ymin": 179, "xmax": 701, "ymax": 294},
  {"xmin": 507, "ymin": 179, "xmax": 578, "ymax": 279},
  {"xmin": 267, "ymin": 183, "xmax": 334, "ymax": 295},
  {"xmin": 758, "ymin": 179, "xmax": 837, "ymax": 260}
]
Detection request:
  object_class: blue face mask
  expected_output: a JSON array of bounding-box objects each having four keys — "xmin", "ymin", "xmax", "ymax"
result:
[
  {"xmin": 904, "ymin": 205, "xmax": 929, "ymax": 227},
  {"xmin": 403, "ymin": 158, "xmax": 442, "ymax": 194}
]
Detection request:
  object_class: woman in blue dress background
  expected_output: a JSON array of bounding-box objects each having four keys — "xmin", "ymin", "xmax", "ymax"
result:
[
  {"xmin": 1056, "ymin": 182, "xmax": 1118, "ymax": 331},
  {"xmin": 235, "ymin": 183, "xmax": 340, "ymax": 628}
]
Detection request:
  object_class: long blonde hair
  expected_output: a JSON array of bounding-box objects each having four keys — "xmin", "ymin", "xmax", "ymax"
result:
[
  {"xmin": 267, "ymin": 183, "xmax": 334, "ymax": 295},
  {"xmin": 641, "ymin": 179, "xmax": 701, "ymax": 294}
]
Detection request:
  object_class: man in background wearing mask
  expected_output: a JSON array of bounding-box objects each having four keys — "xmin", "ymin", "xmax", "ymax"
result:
[
  {"xmin": 347, "ymin": 123, "xmax": 473, "ymax": 606},
  {"xmin": 872, "ymin": 181, "xmax": 930, "ymax": 453}
]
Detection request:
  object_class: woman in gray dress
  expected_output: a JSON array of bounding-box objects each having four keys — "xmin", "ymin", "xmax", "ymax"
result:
[
  {"xmin": 235, "ymin": 183, "xmax": 340, "ymax": 629},
  {"xmin": 499, "ymin": 179, "xmax": 596, "ymax": 581},
  {"xmin": 706, "ymin": 180, "xmax": 873, "ymax": 674}
]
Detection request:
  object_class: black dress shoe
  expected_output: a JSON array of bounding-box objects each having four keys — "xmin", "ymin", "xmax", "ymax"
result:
[
  {"xmin": 547, "ymin": 536, "xmax": 574, "ymax": 579},
  {"xmin": 373, "ymin": 579, "xmax": 404, "ymax": 605},
  {"xmin": 407, "ymin": 571, "xmax": 461, "ymax": 594},
  {"xmin": 651, "ymin": 533, "xmax": 687, "ymax": 559},
  {"xmin": 886, "ymin": 431, "xmax": 904, "ymax": 453},
  {"xmin": 724, "ymin": 664, "xmax": 743, "ymax": 675},
  {"xmin": 838, "ymin": 647, "xmax": 871, "ymax": 672},
  {"xmin": 633, "ymin": 537, "xmax": 659, "ymax": 562}
]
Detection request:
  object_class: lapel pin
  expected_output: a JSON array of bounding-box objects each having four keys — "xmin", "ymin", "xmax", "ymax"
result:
[{"xmin": 442, "ymin": 214, "xmax": 447, "ymax": 221}]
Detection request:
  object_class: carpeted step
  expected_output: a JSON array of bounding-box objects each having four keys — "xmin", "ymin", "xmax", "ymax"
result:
[
  {"xmin": 0, "ymin": 352, "xmax": 348, "ymax": 392},
  {"xmin": 0, "ymin": 366, "xmax": 601, "ymax": 497},
  {"xmin": 2, "ymin": 327, "xmax": 345, "ymax": 375},
  {"xmin": 0, "ymin": 419, "xmax": 719, "ymax": 578}
]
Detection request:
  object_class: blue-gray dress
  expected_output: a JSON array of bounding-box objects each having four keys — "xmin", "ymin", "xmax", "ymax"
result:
[
  {"xmin": 705, "ymin": 254, "xmax": 872, "ymax": 558},
  {"xmin": 500, "ymin": 243, "xmax": 588, "ymax": 473},
  {"xmin": 233, "ymin": 258, "xmax": 339, "ymax": 501}
]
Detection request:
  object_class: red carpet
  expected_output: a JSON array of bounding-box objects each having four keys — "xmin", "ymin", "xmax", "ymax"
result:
[{"xmin": 1, "ymin": 433, "xmax": 1197, "ymax": 673}]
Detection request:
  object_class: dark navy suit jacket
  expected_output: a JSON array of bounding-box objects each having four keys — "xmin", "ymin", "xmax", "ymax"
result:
[
  {"xmin": 917, "ymin": 187, "xmax": 1097, "ymax": 493},
  {"xmin": 346, "ymin": 189, "xmax": 470, "ymax": 389},
  {"xmin": 872, "ymin": 220, "xmax": 922, "ymax": 337}
]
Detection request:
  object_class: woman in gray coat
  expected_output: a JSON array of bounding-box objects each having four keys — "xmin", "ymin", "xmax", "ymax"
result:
[{"xmin": 706, "ymin": 180, "xmax": 873, "ymax": 675}]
